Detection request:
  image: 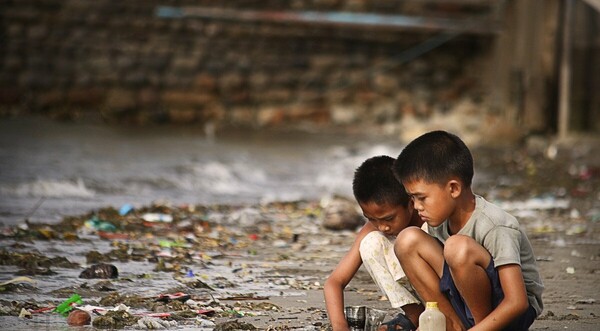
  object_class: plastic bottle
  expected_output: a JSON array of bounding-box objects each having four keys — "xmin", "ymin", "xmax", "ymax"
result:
[{"xmin": 419, "ymin": 302, "xmax": 446, "ymax": 331}]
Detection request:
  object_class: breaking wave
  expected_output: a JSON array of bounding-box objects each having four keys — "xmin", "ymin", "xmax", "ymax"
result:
[
  {"xmin": 188, "ymin": 161, "xmax": 268, "ymax": 194},
  {"xmin": 0, "ymin": 178, "xmax": 95, "ymax": 198},
  {"xmin": 315, "ymin": 144, "xmax": 400, "ymax": 197}
]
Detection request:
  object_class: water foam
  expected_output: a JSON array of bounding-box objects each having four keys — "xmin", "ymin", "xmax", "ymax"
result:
[
  {"xmin": 0, "ymin": 178, "xmax": 95, "ymax": 198},
  {"xmin": 315, "ymin": 144, "xmax": 400, "ymax": 197}
]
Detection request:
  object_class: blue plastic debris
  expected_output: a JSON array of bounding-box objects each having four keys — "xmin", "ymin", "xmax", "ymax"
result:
[{"xmin": 119, "ymin": 204, "xmax": 134, "ymax": 216}]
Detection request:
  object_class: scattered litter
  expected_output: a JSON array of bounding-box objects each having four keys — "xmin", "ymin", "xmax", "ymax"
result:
[
  {"xmin": 97, "ymin": 231, "xmax": 130, "ymax": 240},
  {"xmin": 273, "ymin": 239, "xmax": 289, "ymax": 248},
  {"xmin": 575, "ymin": 298, "xmax": 596, "ymax": 304},
  {"xmin": 196, "ymin": 309, "xmax": 216, "ymax": 316},
  {"xmin": 214, "ymin": 320, "xmax": 257, "ymax": 330},
  {"xmin": 196, "ymin": 317, "xmax": 216, "ymax": 328},
  {"xmin": 156, "ymin": 250, "xmax": 173, "ymax": 258},
  {"xmin": 530, "ymin": 221, "xmax": 556, "ymax": 234},
  {"xmin": 114, "ymin": 303, "xmax": 131, "ymax": 312},
  {"xmin": 29, "ymin": 307, "xmax": 55, "ymax": 314},
  {"xmin": 85, "ymin": 216, "xmax": 117, "ymax": 232},
  {"xmin": 92, "ymin": 310, "xmax": 139, "ymax": 329},
  {"xmin": 158, "ymin": 239, "xmax": 189, "ymax": 248},
  {"xmin": 565, "ymin": 224, "xmax": 587, "ymax": 236},
  {"xmin": 545, "ymin": 144, "xmax": 558, "ymax": 160},
  {"xmin": 142, "ymin": 213, "xmax": 173, "ymax": 223},
  {"xmin": 589, "ymin": 209, "xmax": 600, "ymax": 222},
  {"xmin": 136, "ymin": 316, "xmax": 178, "ymax": 329},
  {"xmin": 67, "ymin": 309, "xmax": 91, "ymax": 326},
  {"xmin": 0, "ymin": 189, "xmax": 595, "ymax": 330},
  {"xmin": 156, "ymin": 292, "xmax": 191, "ymax": 303},
  {"xmin": 497, "ymin": 197, "xmax": 570, "ymax": 211},
  {"xmin": 119, "ymin": 204, "xmax": 134, "ymax": 216},
  {"xmin": 77, "ymin": 304, "xmax": 109, "ymax": 315},
  {"xmin": 54, "ymin": 294, "xmax": 83, "ymax": 316},
  {"xmin": 0, "ymin": 276, "xmax": 36, "ymax": 287},
  {"xmin": 79, "ymin": 263, "xmax": 119, "ymax": 279},
  {"xmin": 18, "ymin": 308, "xmax": 31, "ymax": 319}
]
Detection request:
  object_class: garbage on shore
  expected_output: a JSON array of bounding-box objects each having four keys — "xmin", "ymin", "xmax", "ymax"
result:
[
  {"xmin": 0, "ymin": 200, "xmax": 332, "ymax": 329},
  {"xmin": 0, "ymin": 189, "xmax": 598, "ymax": 329}
]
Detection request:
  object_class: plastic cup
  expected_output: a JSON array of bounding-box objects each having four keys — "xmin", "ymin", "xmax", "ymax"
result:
[{"xmin": 365, "ymin": 307, "xmax": 387, "ymax": 331}]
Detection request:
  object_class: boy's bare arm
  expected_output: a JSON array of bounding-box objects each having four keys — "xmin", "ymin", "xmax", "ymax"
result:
[
  {"xmin": 324, "ymin": 274, "xmax": 351, "ymax": 331},
  {"xmin": 470, "ymin": 264, "xmax": 529, "ymax": 331},
  {"xmin": 324, "ymin": 225, "xmax": 372, "ymax": 330}
]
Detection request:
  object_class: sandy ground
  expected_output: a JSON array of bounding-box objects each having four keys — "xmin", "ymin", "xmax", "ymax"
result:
[
  {"xmin": 208, "ymin": 230, "xmax": 600, "ymax": 331},
  {"xmin": 4, "ymin": 199, "xmax": 596, "ymax": 331}
]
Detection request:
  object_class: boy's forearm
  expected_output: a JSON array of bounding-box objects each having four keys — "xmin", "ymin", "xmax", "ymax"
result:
[
  {"xmin": 324, "ymin": 297, "xmax": 347, "ymax": 328},
  {"xmin": 471, "ymin": 264, "xmax": 530, "ymax": 330},
  {"xmin": 324, "ymin": 282, "xmax": 349, "ymax": 330},
  {"xmin": 470, "ymin": 299, "xmax": 528, "ymax": 331},
  {"xmin": 325, "ymin": 300, "xmax": 349, "ymax": 330}
]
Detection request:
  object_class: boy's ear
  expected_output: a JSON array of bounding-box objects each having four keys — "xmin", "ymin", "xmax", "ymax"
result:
[{"xmin": 448, "ymin": 179, "xmax": 462, "ymax": 198}]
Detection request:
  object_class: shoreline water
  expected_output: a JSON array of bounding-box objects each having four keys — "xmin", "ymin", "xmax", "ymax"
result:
[{"xmin": 0, "ymin": 116, "xmax": 403, "ymax": 226}]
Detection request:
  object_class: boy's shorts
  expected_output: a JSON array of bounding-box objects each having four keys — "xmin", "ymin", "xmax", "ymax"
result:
[{"xmin": 440, "ymin": 259, "xmax": 537, "ymax": 331}]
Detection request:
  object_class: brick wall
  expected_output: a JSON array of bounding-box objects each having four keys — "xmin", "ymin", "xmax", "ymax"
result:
[{"xmin": 0, "ymin": 0, "xmax": 492, "ymax": 128}]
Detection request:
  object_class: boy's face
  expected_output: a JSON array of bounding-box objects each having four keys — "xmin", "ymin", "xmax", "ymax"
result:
[
  {"xmin": 358, "ymin": 201, "xmax": 412, "ymax": 236},
  {"xmin": 402, "ymin": 179, "xmax": 457, "ymax": 227}
]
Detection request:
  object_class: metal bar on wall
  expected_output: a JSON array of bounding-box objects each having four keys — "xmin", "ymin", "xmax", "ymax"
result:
[{"xmin": 156, "ymin": 6, "xmax": 501, "ymax": 35}]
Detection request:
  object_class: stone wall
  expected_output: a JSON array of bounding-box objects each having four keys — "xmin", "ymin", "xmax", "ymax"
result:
[{"xmin": 1, "ymin": 0, "xmax": 494, "ymax": 129}]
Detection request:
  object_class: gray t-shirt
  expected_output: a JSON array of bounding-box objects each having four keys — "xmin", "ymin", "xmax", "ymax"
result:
[{"xmin": 428, "ymin": 195, "xmax": 544, "ymax": 316}]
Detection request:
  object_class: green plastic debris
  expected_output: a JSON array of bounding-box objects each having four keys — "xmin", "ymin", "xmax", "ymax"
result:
[
  {"xmin": 54, "ymin": 294, "xmax": 83, "ymax": 316},
  {"xmin": 158, "ymin": 239, "xmax": 189, "ymax": 248},
  {"xmin": 85, "ymin": 216, "xmax": 117, "ymax": 232}
]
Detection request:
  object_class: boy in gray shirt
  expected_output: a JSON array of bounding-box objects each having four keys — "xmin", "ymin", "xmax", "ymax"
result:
[{"xmin": 392, "ymin": 130, "xmax": 543, "ymax": 331}]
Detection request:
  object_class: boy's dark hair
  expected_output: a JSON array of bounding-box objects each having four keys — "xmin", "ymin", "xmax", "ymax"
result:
[
  {"xmin": 352, "ymin": 155, "xmax": 410, "ymax": 207},
  {"xmin": 393, "ymin": 130, "xmax": 474, "ymax": 187}
]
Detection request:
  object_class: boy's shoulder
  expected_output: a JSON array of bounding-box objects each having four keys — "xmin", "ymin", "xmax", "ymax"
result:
[
  {"xmin": 429, "ymin": 197, "xmax": 522, "ymax": 242},
  {"xmin": 473, "ymin": 196, "xmax": 520, "ymax": 231}
]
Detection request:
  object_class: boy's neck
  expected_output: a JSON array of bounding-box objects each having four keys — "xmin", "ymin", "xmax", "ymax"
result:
[{"xmin": 448, "ymin": 189, "xmax": 476, "ymax": 235}]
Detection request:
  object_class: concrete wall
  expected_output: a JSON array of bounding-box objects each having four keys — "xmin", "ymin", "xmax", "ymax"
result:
[{"xmin": 0, "ymin": 0, "xmax": 496, "ymax": 130}]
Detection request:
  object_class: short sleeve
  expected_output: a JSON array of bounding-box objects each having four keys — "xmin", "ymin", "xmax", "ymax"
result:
[{"xmin": 484, "ymin": 226, "xmax": 521, "ymax": 267}]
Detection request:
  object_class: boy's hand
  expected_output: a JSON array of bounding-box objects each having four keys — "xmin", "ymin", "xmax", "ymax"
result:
[
  {"xmin": 449, "ymin": 320, "xmax": 467, "ymax": 331},
  {"xmin": 331, "ymin": 322, "xmax": 350, "ymax": 331}
]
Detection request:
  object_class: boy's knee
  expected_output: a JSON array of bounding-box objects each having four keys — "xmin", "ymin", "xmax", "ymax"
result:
[
  {"xmin": 444, "ymin": 235, "xmax": 482, "ymax": 267},
  {"xmin": 394, "ymin": 227, "xmax": 425, "ymax": 257}
]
